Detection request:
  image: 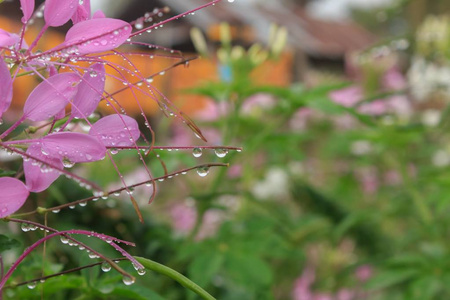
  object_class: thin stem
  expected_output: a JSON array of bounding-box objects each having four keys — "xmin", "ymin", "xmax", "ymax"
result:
[
  {"xmin": 0, "ymin": 116, "xmax": 26, "ymax": 140},
  {"xmin": 3, "ymin": 259, "xmax": 126, "ymax": 289},
  {"xmin": 134, "ymin": 257, "xmax": 215, "ymax": 300}
]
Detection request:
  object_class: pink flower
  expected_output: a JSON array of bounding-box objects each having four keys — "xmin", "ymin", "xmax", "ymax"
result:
[
  {"xmin": 355, "ymin": 265, "xmax": 373, "ymax": 282},
  {"xmin": 329, "ymin": 86, "xmax": 363, "ymax": 108},
  {"xmin": 0, "ymin": 177, "xmax": 29, "ymax": 218}
]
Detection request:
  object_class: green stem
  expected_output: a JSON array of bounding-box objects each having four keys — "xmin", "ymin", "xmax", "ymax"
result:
[{"xmin": 134, "ymin": 257, "xmax": 216, "ymax": 300}]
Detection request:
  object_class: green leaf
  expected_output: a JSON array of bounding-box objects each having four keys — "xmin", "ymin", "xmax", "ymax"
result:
[
  {"xmin": 0, "ymin": 234, "xmax": 20, "ymax": 252},
  {"xmin": 366, "ymin": 269, "xmax": 419, "ymax": 290},
  {"xmin": 224, "ymin": 253, "xmax": 273, "ymax": 287},
  {"xmin": 189, "ymin": 251, "xmax": 224, "ymax": 287}
]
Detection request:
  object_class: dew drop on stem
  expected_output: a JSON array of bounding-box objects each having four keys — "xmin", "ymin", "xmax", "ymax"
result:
[
  {"xmin": 27, "ymin": 282, "xmax": 37, "ymax": 289},
  {"xmin": 101, "ymin": 261, "xmax": 111, "ymax": 272},
  {"xmin": 122, "ymin": 275, "xmax": 135, "ymax": 286},
  {"xmin": 196, "ymin": 166, "xmax": 210, "ymax": 177},
  {"xmin": 215, "ymin": 148, "xmax": 228, "ymax": 158},
  {"xmin": 192, "ymin": 147, "xmax": 202, "ymax": 158}
]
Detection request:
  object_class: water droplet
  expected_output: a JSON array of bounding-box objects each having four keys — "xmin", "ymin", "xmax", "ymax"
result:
[
  {"xmin": 192, "ymin": 148, "xmax": 202, "ymax": 158},
  {"xmin": 21, "ymin": 223, "xmax": 30, "ymax": 232},
  {"xmin": 62, "ymin": 157, "xmax": 75, "ymax": 168},
  {"xmin": 60, "ymin": 236, "xmax": 69, "ymax": 244},
  {"xmin": 89, "ymin": 70, "xmax": 98, "ymax": 77},
  {"xmin": 110, "ymin": 148, "xmax": 119, "ymax": 155},
  {"xmin": 79, "ymin": 201, "xmax": 87, "ymax": 207},
  {"xmin": 122, "ymin": 276, "xmax": 135, "ymax": 285},
  {"xmin": 196, "ymin": 167, "xmax": 210, "ymax": 177},
  {"xmin": 88, "ymin": 252, "xmax": 98, "ymax": 259},
  {"xmin": 27, "ymin": 282, "xmax": 37, "ymax": 289},
  {"xmin": 52, "ymin": 209, "xmax": 60, "ymax": 214},
  {"xmin": 215, "ymin": 148, "xmax": 228, "ymax": 158},
  {"xmin": 101, "ymin": 262, "xmax": 111, "ymax": 272},
  {"xmin": 137, "ymin": 268, "xmax": 146, "ymax": 276}
]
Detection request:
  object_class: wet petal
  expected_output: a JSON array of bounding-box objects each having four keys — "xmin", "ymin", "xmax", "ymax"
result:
[
  {"xmin": 44, "ymin": 0, "xmax": 78, "ymax": 27},
  {"xmin": 71, "ymin": 0, "xmax": 91, "ymax": 24},
  {"xmin": 24, "ymin": 143, "xmax": 63, "ymax": 193},
  {"xmin": 64, "ymin": 18, "xmax": 131, "ymax": 54},
  {"xmin": 0, "ymin": 58, "xmax": 13, "ymax": 120},
  {"xmin": 20, "ymin": 0, "xmax": 35, "ymax": 23},
  {"xmin": 90, "ymin": 114, "xmax": 140, "ymax": 147},
  {"xmin": 0, "ymin": 177, "xmax": 29, "ymax": 218},
  {"xmin": 71, "ymin": 63, "xmax": 105, "ymax": 119},
  {"xmin": 0, "ymin": 29, "xmax": 19, "ymax": 48},
  {"xmin": 24, "ymin": 73, "xmax": 80, "ymax": 122},
  {"xmin": 42, "ymin": 132, "xmax": 106, "ymax": 163}
]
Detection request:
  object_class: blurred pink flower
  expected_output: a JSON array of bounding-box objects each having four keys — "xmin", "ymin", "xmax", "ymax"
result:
[
  {"xmin": 290, "ymin": 108, "xmax": 314, "ymax": 131},
  {"xmin": 241, "ymin": 93, "xmax": 276, "ymax": 116},
  {"xmin": 227, "ymin": 164, "xmax": 242, "ymax": 178},
  {"xmin": 194, "ymin": 99, "xmax": 229, "ymax": 121},
  {"xmin": 292, "ymin": 267, "xmax": 315, "ymax": 300},
  {"xmin": 383, "ymin": 68, "xmax": 407, "ymax": 91},
  {"xmin": 358, "ymin": 100, "xmax": 387, "ymax": 116},
  {"xmin": 170, "ymin": 202, "xmax": 197, "ymax": 235},
  {"xmin": 355, "ymin": 265, "xmax": 373, "ymax": 282},
  {"xmin": 329, "ymin": 86, "xmax": 363, "ymax": 108}
]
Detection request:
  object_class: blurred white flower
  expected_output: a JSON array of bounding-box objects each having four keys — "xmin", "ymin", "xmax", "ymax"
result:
[
  {"xmin": 432, "ymin": 150, "xmax": 450, "ymax": 167},
  {"xmin": 251, "ymin": 167, "xmax": 289, "ymax": 200},
  {"xmin": 351, "ymin": 140, "xmax": 372, "ymax": 156},
  {"xmin": 421, "ymin": 109, "xmax": 441, "ymax": 127}
]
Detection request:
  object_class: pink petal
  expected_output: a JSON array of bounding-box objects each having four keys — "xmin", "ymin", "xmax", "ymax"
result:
[
  {"xmin": 41, "ymin": 132, "xmax": 106, "ymax": 163},
  {"xmin": 44, "ymin": 0, "xmax": 78, "ymax": 27},
  {"xmin": 0, "ymin": 177, "xmax": 29, "ymax": 218},
  {"xmin": 71, "ymin": 63, "xmax": 105, "ymax": 119},
  {"xmin": 20, "ymin": 0, "xmax": 35, "ymax": 23},
  {"xmin": 24, "ymin": 73, "xmax": 80, "ymax": 122},
  {"xmin": 71, "ymin": 0, "xmax": 91, "ymax": 24},
  {"xmin": 0, "ymin": 29, "xmax": 19, "ymax": 48},
  {"xmin": 0, "ymin": 58, "xmax": 13, "ymax": 119},
  {"xmin": 92, "ymin": 10, "xmax": 106, "ymax": 19},
  {"xmin": 64, "ymin": 18, "xmax": 131, "ymax": 54},
  {"xmin": 24, "ymin": 143, "xmax": 63, "ymax": 193},
  {"xmin": 89, "ymin": 114, "xmax": 140, "ymax": 147}
]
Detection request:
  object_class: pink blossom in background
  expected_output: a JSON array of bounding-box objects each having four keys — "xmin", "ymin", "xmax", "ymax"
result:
[
  {"xmin": 382, "ymin": 68, "xmax": 407, "ymax": 91},
  {"xmin": 384, "ymin": 170, "xmax": 402, "ymax": 186},
  {"xmin": 170, "ymin": 202, "xmax": 197, "ymax": 235},
  {"xmin": 241, "ymin": 93, "xmax": 276, "ymax": 116},
  {"xmin": 227, "ymin": 164, "xmax": 242, "ymax": 178},
  {"xmin": 386, "ymin": 95, "xmax": 412, "ymax": 118},
  {"xmin": 355, "ymin": 168, "xmax": 379, "ymax": 195},
  {"xmin": 292, "ymin": 267, "xmax": 315, "ymax": 300},
  {"xmin": 329, "ymin": 86, "xmax": 363, "ymax": 108},
  {"xmin": 290, "ymin": 108, "xmax": 313, "ymax": 131},
  {"xmin": 358, "ymin": 100, "xmax": 387, "ymax": 116},
  {"xmin": 193, "ymin": 99, "xmax": 228, "ymax": 122},
  {"xmin": 355, "ymin": 265, "xmax": 373, "ymax": 282}
]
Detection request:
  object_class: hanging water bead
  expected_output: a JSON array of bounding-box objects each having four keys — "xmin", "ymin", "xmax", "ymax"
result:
[
  {"xmin": 137, "ymin": 268, "xmax": 146, "ymax": 276},
  {"xmin": 27, "ymin": 281, "xmax": 37, "ymax": 289},
  {"xmin": 196, "ymin": 166, "xmax": 210, "ymax": 177},
  {"xmin": 101, "ymin": 261, "xmax": 112, "ymax": 272},
  {"xmin": 21, "ymin": 223, "xmax": 29, "ymax": 232},
  {"xmin": 215, "ymin": 148, "xmax": 228, "ymax": 158},
  {"xmin": 192, "ymin": 148, "xmax": 202, "ymax": 158},
  {"xmin": 62, "ymin": 157, "xmax": 75, "ymax": 168},
  {"xmin": 122, "ymin": 275, "xmax": 135, "ymax": 286},
  {"xmin": 60, "ymin": 236, "xmax": 70, "ymax": 244}
]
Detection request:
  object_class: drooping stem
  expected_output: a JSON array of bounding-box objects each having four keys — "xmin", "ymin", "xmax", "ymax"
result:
[{"xmin": 134, "ymin": 256, "xmax": 216, "ymax": 300}]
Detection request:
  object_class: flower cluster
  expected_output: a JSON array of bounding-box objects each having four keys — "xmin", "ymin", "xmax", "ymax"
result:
[{"xmin": 0, "ymin": 0, "xmax": 234, "ymax": 290}]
